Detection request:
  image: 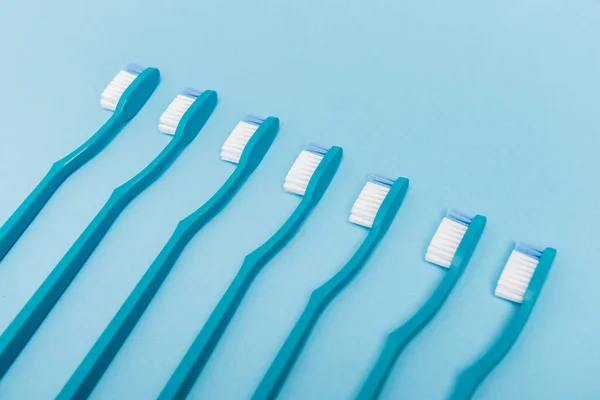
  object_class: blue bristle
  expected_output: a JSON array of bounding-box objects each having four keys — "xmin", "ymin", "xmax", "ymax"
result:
[
  {"xmin": 369, "ymin": 174, "xmax": 395, "ymax": 188},
  {"xmin": 446, "ymin": 209, "xmax": 473, "ymax": 226},
  {"xmin": 183, "ymin": 88, "xmax": 202, "ymax": 98},
  {"xmin": 125, "ymin": 63, "xmax": 144, "ymax": 75},
  {"xmin": 244, "ymin": 114, "xmax": 266, "ymax": 126},
  {"xmin": 305, "ymin": 143, "xmax": 330, "ymax": 156},
  {"xmin": 515, "ymin": 242, "xmax": 544, "ymax": 260}
]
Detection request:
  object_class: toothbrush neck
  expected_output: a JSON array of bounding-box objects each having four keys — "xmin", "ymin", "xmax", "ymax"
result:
[
  {"xmin": 244, "ymin": 195, "xmax": 314, "ymax": 265},
  {"xmin": 178, "ymin": 166, "xmax": 247, "ymax": 235},
  {"xmin": 307, "ymin": 228, "xmax": 382, "ymax": 310}
]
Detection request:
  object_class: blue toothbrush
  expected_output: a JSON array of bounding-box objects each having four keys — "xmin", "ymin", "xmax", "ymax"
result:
[
  {"xmin": 449, "ymin": 243, "xmax": 557, "ymax": 400},
  {"xmin": 158, "ymin": 144, "xmax": 343, "ymax": 400},
  {"xmin": 252, "ymin": 175, "xmax": 409, "ymax": 400},
  {"xmin": 56, "ymin": 115, "xmax": 280, "ymax": 400},
  {"xmin": 0, "ymin": 88, "xmax": 218, "ymax": 379},
  {"xmin": 356, "ymin": 210, "xmax": 486, "ymax": 400},
  {"xmin": 0, "ymin": 63, "xmax": 159, "ymax": 263}
]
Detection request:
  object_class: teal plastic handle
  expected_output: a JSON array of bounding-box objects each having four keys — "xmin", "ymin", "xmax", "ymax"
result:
[
  {"xmin": 56, "ymin": 117, "xmax": 280, "ymax": 400},
  {"xmin": 355, "ymin": 214, "xmax": 486, "ymax": 400},
  {"xmin": 252, "ymin": 177, "xmax": 409, "ymax": 400},
  {"xmin": 448, "ymin": 247, "xmax": 557, "ymax": 400},
  {"xmin": 158, "ymin": 146, "xmax": 343, "ymax": 400},
  {"xmin": 0, "ymin": 67, "xmax": 160, "ymax": 264},
  {"xmin": 0, "ymin": 90, "xmax": 218, "ymax": 380}
]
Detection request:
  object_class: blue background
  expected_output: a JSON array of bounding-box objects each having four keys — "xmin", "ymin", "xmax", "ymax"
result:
[{"xmin": 0, "ymin": 0, "xmax": 598, "ymax": 398}]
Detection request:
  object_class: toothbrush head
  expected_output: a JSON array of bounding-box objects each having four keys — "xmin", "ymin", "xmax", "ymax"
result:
[
  {"xmin": 221, "ymin": 115, "xmax": 266, "ymax": 164},
  {"xmin": 495, "ymin": 243, "xmax": 553, "ymax": 304},
  {"xmin": 221, "ymin": 115, "xmax": 280, "ymax": 172},
  {"xmin": 100, "ymin": 63, "xmax": 161, "ymax": 120},
  {"xmin": 349, "ymin": 174, "xmax": 401, "ymax": 229},
  {"xmin": 158, "ymin": 88, "xmax": 204, "ymax": 135},
  {"xmin": 426, "ymin": 209, "xmax": 473, "ymax": 268},
  {"xmin": 284, "ymin": 144, "xmax": 331, "ymax": 196},
  {"xmin": 426, "ymin": 209, "xmax": 486, "ymax": 273}
]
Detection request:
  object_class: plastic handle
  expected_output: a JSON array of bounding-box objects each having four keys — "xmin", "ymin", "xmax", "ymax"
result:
[
  {"xmin": 158, "ymin": 202, "xmax": 313, "ymax": 400},
  {"xmin": 252, "ymin": 178, "xmax": 409, "ymax": 400},
  {"xmin": 449, "ymin": 247, "xmax": 557, "ymax": 400},
  {"xmin": 158, "ymin": 147, "xmax": 343, "ymax": 400},
  {"xmin": 252, "ymin": 234, "xmax": 379, "ymax": 400},
  {"xmin": 355, "ymin": 214, "xmax": 486, "ymax": 400},
  {"xmin": 57, "ymin": 116, "xmax": 281, "ymax": 399},
  {"xmin": 356, "ymin": 271, "xmax": 458, "ymax": 400},
  {"xmin": 0, "ymin": 90, "xmax": 217, "ymax": 379},
  {"xmin": 57, "ymin": 169, "xmax": 246, "ymax": 400},
  {"xmin": 0, "ymin": 67, "xmax": 160, "ymax": 264}
]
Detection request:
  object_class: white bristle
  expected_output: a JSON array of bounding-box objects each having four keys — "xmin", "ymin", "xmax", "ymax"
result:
[
  {"xmin": 158, "ymin": 93, "xmax": 198, "ymax": 135},
  {"xmin": 283, "ymin": 150, "xmax": 325, "ymax": 195},
  {"xmin": 495, "ymin": 249, "xmax": 541, "ymax": 303},
  {"xmin": 349, "ymin": 181, "xmax": 391, "ymax": 228},
  {"xmin": 220, "ymin": 120, "xmax": 261, "ymax": 164},
  {"xmin": 100, "ymin": 69, "xmax": 139, "ymax": 111},
  {"xmin": 425, "ymin": 217, "xmax": 469, "ymax": 268}
]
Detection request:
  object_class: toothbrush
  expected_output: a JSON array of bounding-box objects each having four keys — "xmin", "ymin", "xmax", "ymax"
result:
[
  {"xmin": 0, "ymin": 63, "xmax": 159, "ymax": 263},
  {"xmin": 356, "ymin": 210, "xmax": 486, "ymax": 400},
  {"xmin": 158, "ymin": 143, "xmax": 343, "ymax": 400},
  {"xmin": 0, "ymin": 88, "xmax": 218, "ymax": 379},
  {"xmin": 449, "ymin": 243, "xmax": 557, "ymax": 400},
  {"xmin": 252, "ymin": 175, "xmax": 409, "ymax": 400},
  {"xmin": 57, "ymin": 115, "xmax": 280, "ymax": 400}
]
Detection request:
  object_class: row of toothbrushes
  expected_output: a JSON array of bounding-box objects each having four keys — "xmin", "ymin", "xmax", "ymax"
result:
[{"xmin": 0, "ymin": 63, "xmax": 557, "ymax": 400}]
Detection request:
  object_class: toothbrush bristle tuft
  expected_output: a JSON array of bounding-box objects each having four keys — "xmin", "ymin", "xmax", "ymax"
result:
[
  {"xmin": 425, "ymin": 209, "xmax": 473, "ymax": 268},
  {"xmin": 158, "ymin": 88, "xmax": 202, "ymax": 135},
  {"xmin": 283, "ymin": 144, "xmax": 330, "ymax": 195},
  {"xmin": 348, "ymin": 174, "xmax": 395, "ymax": 228},
  {"xmin": 495, "ymin": 243, "xmax": 544, "ymax": 303},
  {"xmin": 100, "ymin": 63, "xmax": 144, "ymax": 111},
  {"xmin": 220, "ymin": 115, "xmax": 266, "ymax": 164}
]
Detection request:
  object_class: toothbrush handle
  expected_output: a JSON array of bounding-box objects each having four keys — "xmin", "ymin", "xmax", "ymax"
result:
[
  {"xmin": 158, "ymin": 201, "xmax": 313, "ymax": 400},
  {"xmin": 157, "ymin": 258, "xmax": 262, "ymax": 400},
  {"xmin": 356, "ymin": 271, "xmax": 459, "ymax": 400},
  {"xmin": 56, "ymin": 228, "xmax": 189, "ymax": 400},
  {"xmin": 0, "ymin": 139, "xmax": 189, "ymax": 379},
  {"xmin": 56, "ymin": 169, "xmax": 246, "ymax": 400},
  {"xmin": 448, "ymin": 308, "xmax": 530, "ymax": 400},
  {"xmin": 252, "ymin": 292, "xmax": 327, "ymax": 400},
  {"xmin": 0, "ymin": 114, "xmax": 125, "ymax": 263},
  {"xmin": 252, "ymin": 233, "xmax": 380, "ymax": 400}
]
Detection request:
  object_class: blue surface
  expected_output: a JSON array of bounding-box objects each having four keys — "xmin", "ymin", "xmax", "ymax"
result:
[{"xmin": 0, "ymin": 0, "xmax": 598, "ymax": 399}]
